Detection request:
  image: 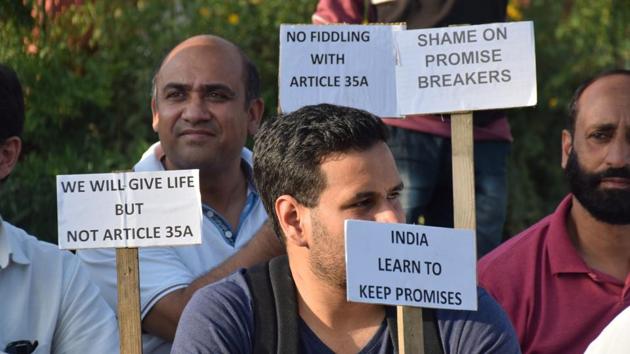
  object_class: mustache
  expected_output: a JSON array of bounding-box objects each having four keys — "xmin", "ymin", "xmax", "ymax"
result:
[
  {"xmin": 176, "ymin": 121, "xmax": 219, "ymax": 134},
  {"xmin": 596, "ymin": 166, "xmax": 630, "ymax": 180},
  {"xmin": 565, "ymin": 150, "xmax": 630, "ymax": 186}
]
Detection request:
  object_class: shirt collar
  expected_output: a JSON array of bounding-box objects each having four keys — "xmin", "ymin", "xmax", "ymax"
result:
[
  {"xmin": 0, "ymin": 215, "xmax": 31, "ymax": 269},
  {"xmin": 137, "ymin": 142, "xmax": 258, "ymax": 192},
  {"xmin": 548, "ymin": 194, "xmax": 592, "ymax": 275},
  {"xmin": 240, "ymin": 159, "xmax": 258, "ymax": 196}
]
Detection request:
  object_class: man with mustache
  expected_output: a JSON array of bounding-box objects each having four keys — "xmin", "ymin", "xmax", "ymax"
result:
[
  {"xmin": 478, "ymin": 69, "xmax": 630, "ymax": 354},
  {"xmin": 79, "ymin": 35, "xmax": 283, "ymax": 354}
]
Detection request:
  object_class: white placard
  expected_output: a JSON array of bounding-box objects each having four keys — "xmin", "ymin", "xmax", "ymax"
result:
[
  {"xmin": 395, "ymin": 21, "xmax": 537, "ymax": 115},
  {"xmin": 345, "ymin": 220, "xmax": 477, "ymax": 310},
  {"xmin": 57, "ymin": 170, "xmax": 202, "ymax": 249},
  {"xmin": 279, "ymin": 24, "xmax": 402, "ymax": 117}
]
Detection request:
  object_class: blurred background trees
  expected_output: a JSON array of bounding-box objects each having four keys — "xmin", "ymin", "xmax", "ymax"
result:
[
  {"xmin": 0, "ymin": 0, "xmax": 628, "ymax": 243},
  {"xmin": 505, "ymin": 0, "xmax": 629, "ymax": 234}
]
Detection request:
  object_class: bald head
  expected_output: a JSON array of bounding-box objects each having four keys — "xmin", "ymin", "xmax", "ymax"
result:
[
  {"xmin": 568, "ymin": 69, "xmax": 630, "ymax": 133},
  {"xmin": 160, "ymin": 35, "xmax": 237, "ymax": 71},
  {"xmin": 152, "ymin": 35, "xmax": 260, "ymax": 106}
]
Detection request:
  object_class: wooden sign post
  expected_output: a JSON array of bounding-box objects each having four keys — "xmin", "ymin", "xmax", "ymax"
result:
[
  {"xmin": 397, "ymin": 111, "xmax": 475, "ymax": 354},
  {"xmin": 398, "ymin": 306, "xmax": 424, "ymax": 353},
  {"xmin": 393, "ymin": 20, "xmax": 536, "ymax": 351},
  {"xmin": 56, "ymin": 170, "xmax": 203, "ymax": 354},
  {"xmin": 451, "ymin": 112, "xmax": 476, "ymax": 231},
  {"xmin": 395, "ymin": 112, "xmax": 475, "ymax": 354},
  {"xmin": 116, "ymin": 248, "xmax": 143, "ymax": 354}
]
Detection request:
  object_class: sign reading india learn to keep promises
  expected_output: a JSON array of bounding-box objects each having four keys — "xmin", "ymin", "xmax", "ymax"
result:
[
  {"xmin": 345, "ymin": 220, "xmax": 477, "ymax": 310},
  {"xmin": 279, "ymin": 21, "xmax": 536, "ymax": 117},
  {"xmin": 56, "ymin": 170, "xmax": 202, "ymax": 249}
]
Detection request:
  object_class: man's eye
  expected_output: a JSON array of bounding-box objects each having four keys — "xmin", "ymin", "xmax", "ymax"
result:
[
  {"xmin": 352, "ymin": 199, "xmax": 372, "ymax": 208},
  {"xmin": 387, "ymin": 191, "xmax": 401, "ymax": 200},
  {"xmin": 205, "ymin": 91, "xmax": 229, "ymax": 101},
  {"xmin": 165, "ymin": 91, "xmax": 185, "ymax": 100},
  {"xmin": 590, "ymin": 131, "xmax": 612, "ymax": 142}
]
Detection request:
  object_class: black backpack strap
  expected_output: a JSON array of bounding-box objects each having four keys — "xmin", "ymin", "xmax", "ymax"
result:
[
  {"xmin": 386, "ymin": 307, "xmax": 400, "ymax": 353},
  {"xmin": 268, "ymin": 256, "xmax": 300, "ymax": 353},
  {"xmin": 244, "ymin": 260, "xmax": 277, "ymax": 353},
  {"xmin": 246, "ymin": 257, "xmax": 442, "ymax": 354},
  {"xmin": 244, "ymin": 256, "xmax": 299, "ymax": 354},
  {"xmin": 386, "ymin": 307, "xmax": 445, "ymax": 354}
]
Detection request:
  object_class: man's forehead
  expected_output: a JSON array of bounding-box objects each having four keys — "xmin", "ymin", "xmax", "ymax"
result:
[
  {"xmin": 581, "ymin": 74, "xmax": 630, "ymax": 99},
  {"xmin": 156, "ymin": 37, "xmax": 242, "ymax": 85},
  {"xmin": 577, "ymin": 75, "xmax": 630, "ymax": 125},
  {"xmin": 319, "ymin": 144, "xmax": 401, "ymax": 188},
  {"xmin": 163, "ymin": 35, "xmax": 237, "ymax": 64}
]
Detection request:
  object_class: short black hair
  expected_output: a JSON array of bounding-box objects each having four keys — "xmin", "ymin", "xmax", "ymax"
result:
[
  {"xmin": 567, "ymin": 68, "xmax": 630, "ymax": 132},
  {"xmin": 253, "ymin": 103, "xmax": 389, "ymax": 241},
  {"xmin": 241, "ymin": 49, "xmax": 261, "ymax": 104},
  {"xmin": 0, "ymin": 64, "xmax": 25, "ymax": 143}
]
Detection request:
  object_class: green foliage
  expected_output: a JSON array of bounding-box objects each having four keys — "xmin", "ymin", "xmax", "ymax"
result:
[
  {"xmin": 0, "ymin": 0, "xmax": 315, "ymax": 243},
  {"xmin": 0, "ymin": 0, "xmax": 628, "ymax": 243}
]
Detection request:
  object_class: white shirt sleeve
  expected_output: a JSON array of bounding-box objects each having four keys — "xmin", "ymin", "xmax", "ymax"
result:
[
  {"xmin": 78, "ymin": 246, "xmax": 193, "ymax": 320},
  {"xmin": 53, "ymin": 252, "xmax": 120, "ymax": 354},
  {"xmin": 585, "ymin": 307, "xmax": 630, "ymax": 354}
]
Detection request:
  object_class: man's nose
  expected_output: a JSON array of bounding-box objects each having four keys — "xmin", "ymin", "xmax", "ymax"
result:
[
  {"xmin": 182, "ymin": 95, "xmax": 211, "ymax": 122},
  {"xmin": 604, "ymin": 134, "xmax": 630, "ymax": 168},
  {"xmin": 374, "ymin": 202, "xmax": 405, "ymax": 224}
]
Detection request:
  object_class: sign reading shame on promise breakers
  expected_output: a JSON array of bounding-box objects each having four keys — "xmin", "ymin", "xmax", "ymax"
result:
[
  {"xmin": 345, "ymin": 220, "xmax": 477, "ymax": 310},
  {"xmin": 395, "ymin": 21, "xmax": 536, "ymax": 114},
  {"xmin": 57, "ymin": 170, "xmax": 202, "ymax": 249},
  {"xmin": 280, "ymin": 21, "xmax": 536, "ymax": 116}
]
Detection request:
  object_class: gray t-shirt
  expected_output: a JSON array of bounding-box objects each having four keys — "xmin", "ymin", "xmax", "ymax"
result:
[{"xmin": 172, "ymin": 270, "xmax": 521, "ymax": 354}]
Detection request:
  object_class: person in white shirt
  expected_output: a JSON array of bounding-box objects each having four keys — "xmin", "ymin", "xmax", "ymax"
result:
[
  {"xmin": 78, "ymin": 35, "xmax": 284, "ymax": 354},
  {"xmin": 0, "ymin": 63, "xmax": 119, "ymax": 354},
  {"xmin": 585, "ymin": 307, "xmax": 630, "ymax": 354}
]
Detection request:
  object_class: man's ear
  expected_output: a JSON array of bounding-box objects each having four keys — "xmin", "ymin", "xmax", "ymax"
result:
[
  {"xmin": 151, "ymin": 97, "xmax": 159, "ymax": 133},
  {"xmin": 561, "ymin": 129, "xmax": 572, "ymax": 169},
  {"xmin": 275, "ymin": 195, "xmax": 309, "ymax": 248},
  {"xmin": 0, "ymin": 137, "xmax": 22, "ymax": 180},
  {"xmin": 246, "ymin": 98, "xmax": 264, "ymax": 136}
]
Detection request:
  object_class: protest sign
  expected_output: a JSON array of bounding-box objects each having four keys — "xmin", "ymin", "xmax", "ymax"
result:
[
  {"xmin": 279, "ymin": 24, "xmax": 402, "ymax": 117},
  {"xmin": 280, "ymin": 22, "xmax": 536, "ymax": 117},
  {"xmin": 57, "ymin": 170, "xmax": 202, "ymax": 249},
  {"xmin": 57, "ymin": 169, "xmax": 203, "ymax": 354},
  {"xmin": 345, "ymin": 220, "xmax": 477, "ymax": 310},
  {"xmin": 395, "ymin": 21, "xmax": 537, "ymax": 114}
]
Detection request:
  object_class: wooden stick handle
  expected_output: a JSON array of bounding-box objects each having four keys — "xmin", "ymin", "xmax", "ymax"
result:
[
  {"xmin": 397, "ymin": 306, "xmax": 424, "ymax": 354},
  {"xmin": 116, "ymin": 248, "xmax": 143, "ymax": 354},
  {"xmin": 451, "ymin": 112, "xmax": 476, "ymax": 231}
]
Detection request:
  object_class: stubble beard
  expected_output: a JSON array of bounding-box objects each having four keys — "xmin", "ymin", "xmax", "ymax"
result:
[{"xmin": 309, "ymin": 215, "xmax": 347, "ymax": 290}]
